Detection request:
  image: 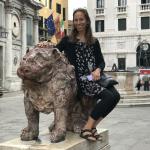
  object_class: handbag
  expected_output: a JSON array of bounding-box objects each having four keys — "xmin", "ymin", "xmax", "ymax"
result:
[{"xmin": 98, "ymin": 73, "xmax": 118, "ymax": 88}]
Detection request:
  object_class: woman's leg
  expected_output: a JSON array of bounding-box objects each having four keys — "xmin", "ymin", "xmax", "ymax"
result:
[
  {"xmin": 81, "ymin": 86, "xmax": 120, "ymax": 141},
  {"xmin": 92, "ymin": 86, "xmax": 120, "ymax": 127},
  {"xmin": 83, "ymin": 86, "xmax": 120, "ymax": 129},
  {"xmin": 80, "ymin": 116, "xmax": 97, "ymax": 141},
  {"xmin": 90, "ymin": 86, "xmax": 120, "ymax": 121}
]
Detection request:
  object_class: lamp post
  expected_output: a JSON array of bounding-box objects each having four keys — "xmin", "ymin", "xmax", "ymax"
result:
[
  {"xmin": 138, "ymin": 37, "xmax": 149, "ymax": 68},
  {"xmin": 139, "ymin": 44, "xmax": 142, "ymax": 67},
  {"xmin": 138, "ymin": 35, "xmax": 142, "ymax": 68}
]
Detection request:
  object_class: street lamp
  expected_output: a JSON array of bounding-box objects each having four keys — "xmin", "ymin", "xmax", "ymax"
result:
[
  {"xmin": 138, "ymin": 37, "xmax": 149, "ymax": 68},
  {"xmin": 142, "ymin": 43, "xmax": 149, "ymax": 51},
  {"xmin": 142, "ymin": 42, "xmax": 149, "ymax": 68},
  {"xmin": 137, "ymin": 35, "xmax": 142, "ymax": 67}
]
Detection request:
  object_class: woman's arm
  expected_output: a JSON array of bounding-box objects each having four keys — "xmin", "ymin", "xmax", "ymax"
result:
[
  {"xmin": 94, "ymin": 39, "xmax": 105, "ymax": 72},
  {"xmin": 55, "ymin": 36, "xmax": 68, "ymax": 52},
  {"xmin": 92, "ymin": 39, "xmax": 105, "ymax": 80}
]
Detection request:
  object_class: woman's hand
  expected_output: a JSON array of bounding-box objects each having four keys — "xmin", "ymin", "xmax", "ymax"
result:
[{"xmin": 91, "ymin": 68, "xmax": 101, "ymax": 81}]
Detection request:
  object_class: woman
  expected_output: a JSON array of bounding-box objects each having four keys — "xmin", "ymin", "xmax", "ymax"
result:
[{"xmin": 56, "ymin": 8, "xmax": 120, "ymax": 141}]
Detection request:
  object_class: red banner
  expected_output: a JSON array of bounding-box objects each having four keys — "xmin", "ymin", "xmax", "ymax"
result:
[{"xmin": 139, "ymin": 69, "xmax": 150, "ymax": 74}]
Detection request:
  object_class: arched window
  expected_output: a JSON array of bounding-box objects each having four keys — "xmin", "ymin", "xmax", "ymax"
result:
[{"xmin": 136, "ymin": 43, "xmax": 150, "ymax": 67}]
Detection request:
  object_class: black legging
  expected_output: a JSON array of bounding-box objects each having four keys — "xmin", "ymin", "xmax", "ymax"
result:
[{"xmin": 90, "ymin": 86, "xmax": 120, "ymax": 120}]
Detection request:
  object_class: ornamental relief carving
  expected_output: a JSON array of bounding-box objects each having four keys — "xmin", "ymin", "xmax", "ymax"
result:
[{"xmin": 12, "ymin": 14, "xmax": 20, "ymax": 38}]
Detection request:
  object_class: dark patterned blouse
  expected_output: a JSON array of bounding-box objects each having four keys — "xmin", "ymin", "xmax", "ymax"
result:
[
  {"xmin": 75, "ymin": 42, "xmax": 104, "ymax": 96},
  {"xmin": 56, "ymin": 36, "xmax": 105, "ymax": 97}
]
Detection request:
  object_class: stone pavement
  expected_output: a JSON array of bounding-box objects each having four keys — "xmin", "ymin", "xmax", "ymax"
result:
[{"xmin": 0, "ymin": 92, "xmax": 150, "ymax": 150}]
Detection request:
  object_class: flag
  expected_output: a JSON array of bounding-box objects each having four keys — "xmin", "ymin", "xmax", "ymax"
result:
[
  {"xmin": 45, "ymin": 14, "xmax": 56, "ymax": 36},
  {"xmin": 60, "ymin": 19, "xmax": 64, "ymax": 38},
  {"xmin": 55, "ymin": 16, "xmax": 61, "ymax": 39},
  {"xmin": 55, "ymin": 16, "xmax": 61, "ymax": 36}
]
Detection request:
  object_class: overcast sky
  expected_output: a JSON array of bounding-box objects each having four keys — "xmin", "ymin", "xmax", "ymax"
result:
[{"xmin": 68, "ymin": 0, "xmax": 87, "ymax": 20}]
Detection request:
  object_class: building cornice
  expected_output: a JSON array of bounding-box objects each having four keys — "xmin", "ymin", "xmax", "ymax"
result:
[
  {"xmin": 28, "ymin": 0, "xmax": 43, "ymax": 10},
  {"xmin": 5, "ymin": 1, "xmax": 14, "ymax": 13},
  {"xmin": 94, "ymin": 30, "xmax": 150, "ymax": 38}
]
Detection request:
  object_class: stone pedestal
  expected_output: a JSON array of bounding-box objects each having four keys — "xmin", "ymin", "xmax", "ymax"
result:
[
  {"xmin": 0, "ymin": 129, "xmax": 110, "ymax": 150},
  {"xmin": 106, "ymin": 71, "xmax": 139, "ymax": 94}
]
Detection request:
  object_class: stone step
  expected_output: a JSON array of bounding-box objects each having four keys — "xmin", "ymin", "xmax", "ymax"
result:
[
  {"xmin": 119, "ymin": 91, "xmax": 136, "ymax": 95},
  {"xmin": 119, "ymin": 90, "xmax": 150, "ymax": 95},
  {"xmin": 118, "ymin": 91, "xmax": 150, "ymax": 107},
  {"xmin": 118, "ymin": 102, "xmax": 150, "ymax": 107},
  {"xmin": 121, "ymin": 93, "xmax": 150, "ymax": 99},
  {"xmin": 0, "ymin": 87, "xmax": 9, "ymax": 94},
  {"xmin": 120, "ymin": 97, "xmax": 150, "ymax": 103},
  {"xmin": 0, "ymin": 129, "xmax": 110, "ymax": 150}
]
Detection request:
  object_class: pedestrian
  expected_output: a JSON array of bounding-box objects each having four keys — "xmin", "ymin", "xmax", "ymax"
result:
[
  {"xmin": 135, "ymin": 79, "xmax": 142, "ymax": 92},
  {"xmin": 111, "ymin": 63, "xmax": 118, "ymax": 72},
  {"xmin": 142, "ymin": 74, "xmax": 149, "ymax": 91},
  {"xmin": 56, "ymin": 8, "xmax": 120, "ymax": 141}
]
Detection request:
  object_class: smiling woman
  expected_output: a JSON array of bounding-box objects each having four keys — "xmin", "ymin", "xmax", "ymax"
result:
[
  {"xmin": 56, "ymin": 8, "xmax": 120, "ymax": 142},
  {"xmin": 73, "ymin": 11, "xmax": 87, "ymax": 40}
]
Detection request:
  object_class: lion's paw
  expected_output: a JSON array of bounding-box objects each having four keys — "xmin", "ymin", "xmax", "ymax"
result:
[
  {"xmin": 50, "ymin": 129, "xmax": 66, "ymax": 143},
  {"xmin": 20, "ymin": 127, "xmax": 39, "ymax": 141}
]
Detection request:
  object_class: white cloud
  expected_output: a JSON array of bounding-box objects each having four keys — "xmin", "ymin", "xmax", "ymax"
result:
[{"xmin": 68, "ymin": 0, "xmax": 87, "ymax": 20}]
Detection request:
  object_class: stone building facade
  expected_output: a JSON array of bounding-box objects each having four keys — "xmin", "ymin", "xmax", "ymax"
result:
[
  {"xmin": 0, "ymin": 0, "xmax": 42, "ymax": 91},
  {"xmin": 87, "ymin": 0, "xmax": 150, "ymax": 71}
]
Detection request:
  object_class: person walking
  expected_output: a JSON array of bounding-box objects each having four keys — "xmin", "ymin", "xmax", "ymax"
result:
[
  {"xmin": 142, "ymin": 74, "xmax": 149, "ymax": 91},
  {"xmin": 56, "ymin": 8, "xmax": 120, "ymax": 141},
  {"xmin": 135, "ymin": 79, "xmax": 142, "ymax": 93}
]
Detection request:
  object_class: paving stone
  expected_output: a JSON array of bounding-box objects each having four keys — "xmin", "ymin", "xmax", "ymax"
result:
[
  {"xmin": 1, "ymin": 92, "xmax": 150, "ymax": 150},
  {"xmin": 0, "ymin": 129, "xmax": 109, "ymax": 150}
]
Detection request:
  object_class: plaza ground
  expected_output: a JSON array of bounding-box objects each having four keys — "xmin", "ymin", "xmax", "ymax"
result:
[{"xmin": 0, "ymin": 92, "xmax": 150, "ymax": 150}]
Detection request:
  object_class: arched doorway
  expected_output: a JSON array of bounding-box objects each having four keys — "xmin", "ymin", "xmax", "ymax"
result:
[{"xmin": 136, "ymin": 42, "xmax": 150, "ymax": 68}]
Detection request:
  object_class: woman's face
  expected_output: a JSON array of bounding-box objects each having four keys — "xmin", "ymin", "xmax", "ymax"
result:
[{"xmin": 73, "ymin": 11, "xmax": 87, "ymax": 33}]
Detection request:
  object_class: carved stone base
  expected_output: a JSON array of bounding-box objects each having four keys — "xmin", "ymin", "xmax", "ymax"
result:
[{"xmin": 0, "ymin": 129, "xmax": 110, "ymax": 150}]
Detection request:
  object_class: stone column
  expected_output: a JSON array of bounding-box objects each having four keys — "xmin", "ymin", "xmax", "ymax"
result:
[
  {"xmin": 21, "ymin": 14, "xmax": 27, "ymax": 57},
  {"xmin": 5, "ymin": 3, "xmax": 13, "ymax": 77},
  {"xmin": 33, "ymin": 15, "xmax": 39, "ymax": 45}
]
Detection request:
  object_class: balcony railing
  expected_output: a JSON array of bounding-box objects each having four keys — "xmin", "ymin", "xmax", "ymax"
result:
[
  {"xmin": 140, "ymin": 3, "xmax": 150, "ymax": 12},
  {"xmin": 95, "ymin": 8, "xmax": 104, "ymax": 16},
  {"xmin": 117, "ymin": 6, "xmax": 127, "ymax": 14}
]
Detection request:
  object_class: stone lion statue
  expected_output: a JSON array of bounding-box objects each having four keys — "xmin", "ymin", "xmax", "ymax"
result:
[{"xmin": 17, "ymin": 42, "xmax": 95, "ymax": 143}]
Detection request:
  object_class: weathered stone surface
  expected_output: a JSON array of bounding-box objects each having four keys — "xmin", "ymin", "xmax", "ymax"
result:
[
  {"xmin": 106, "ymin": 71, "xmax": 139, "ymax": 94},
  {"xmin": 0, "ymin": 129, "xmax": 110, "ymax": 150},
  {"xmin": 17, "ymin": 44, "xmax": 96, "ymax": 143}
]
